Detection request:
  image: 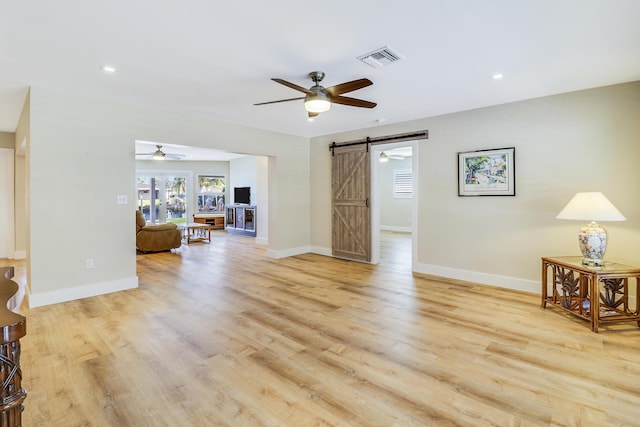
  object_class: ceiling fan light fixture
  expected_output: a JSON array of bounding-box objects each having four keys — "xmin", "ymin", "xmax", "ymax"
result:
[
  {"xmin": 152, "ymin": 146, "xmax": 166, "ymax": 160},
  {"xmin": 304, "ymin": 88, "xmax": 331, "ymax": 113},
  {"xmin": 305, "ymin": 99, "xmax": 331, "ymax": 113}
]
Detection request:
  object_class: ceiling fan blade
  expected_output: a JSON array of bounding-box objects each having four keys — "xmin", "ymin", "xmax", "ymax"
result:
[
  {"xmin": 326, "ymin": 78, "xmax": 373, "ymax": 96},
  {"xmin": 254, "ymin": 96, "xmax": 305, "ymax": 106},
  {"xmin": 330, "ymin": 95, "xmax": 377, "ymax": 109},
  {"xmin": 272, "ymin": 78, "xmax": 314, "ymax": 95},
  {"xmin": 135, "ymin": 143, "xmax": 185, "ymax": 160},
  {"xmin": 136, "ymin": 153, "xmax": 184, "ymax": 160}
]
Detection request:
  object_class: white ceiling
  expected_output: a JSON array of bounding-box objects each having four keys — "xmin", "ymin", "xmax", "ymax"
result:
[
  {"xmin": 135, "ymin": 140, "xmax": 246, "ymax": 162},
  {"xmin": 2, "ymin": 0, "xmax": 639, "ymax": 142}
]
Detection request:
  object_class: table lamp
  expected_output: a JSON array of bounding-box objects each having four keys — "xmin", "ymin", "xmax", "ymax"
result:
[{"xmin": 556, "ymin": 192, "xmax": 626, "ymax": 266}]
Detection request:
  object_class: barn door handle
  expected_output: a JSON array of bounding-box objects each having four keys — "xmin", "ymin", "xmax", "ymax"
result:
[{"xmin": 365, "ymin": 198, "xmax": 369, "ymax": 208}]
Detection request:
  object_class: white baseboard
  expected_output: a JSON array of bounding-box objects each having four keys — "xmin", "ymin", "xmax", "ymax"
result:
[
  {"xmin": 310, "ymin": 246, "xmax": 332, "ymax": 257},
  {"xmin": 237, "ymin": 243, "xmax": 538, "ymax": 294},
  {"xmin": 29, "ymin": 276, "xmax": 139, "ymax": 308},
  {"xmin": 380, "ymin": 225, "xmax": 411, "ymax": 233},
  {"xmin": 415, "ymin": 262, "xmax": 539, "ymax": 294},
  {"xmin": 255, "ymin": 237, "xmax": 268, "ymax": 245},
  {"xmin": 266, "ymin": 245, "xmax": 331, "ymax": 259},
  {"xmin": 267, "ymin": 246, "xmax": 311, "ymax": 259}
]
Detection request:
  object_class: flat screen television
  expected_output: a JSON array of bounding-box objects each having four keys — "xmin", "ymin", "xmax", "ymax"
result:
[{"xmin": 234, "ymin": 187, "xmax": 251, "ymax": 205}]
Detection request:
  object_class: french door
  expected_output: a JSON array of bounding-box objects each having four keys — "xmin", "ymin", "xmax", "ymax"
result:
[{"xmin": 136, "ymin": 173, "xmax": 188, "ymax": 224}]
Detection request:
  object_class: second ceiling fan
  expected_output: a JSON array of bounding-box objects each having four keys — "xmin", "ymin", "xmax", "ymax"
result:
[
  {"xmin": 254, "ymin": 71, "xmax": 376, "ymax": 117},
  {"xmin": 135, "ymin": 145, "xmax": 186, "ymax": 160}
]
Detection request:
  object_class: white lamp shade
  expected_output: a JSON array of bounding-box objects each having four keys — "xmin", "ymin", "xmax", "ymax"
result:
[
  {"xmin": 556, "ymin": 192, "xmax": 625, "ymax": 222},
  {"xmin": 304, "ymin": 99, "xmax": 331, "ymax": 113},
  {"xmin": 304, "ymin": 88, "xmax": 331, "ymax": 113}
]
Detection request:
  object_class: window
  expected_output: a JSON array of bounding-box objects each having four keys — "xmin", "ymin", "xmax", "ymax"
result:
[
  {"xmin": 137, "ymin": 174, "xmax": 188, "ymax": 224},
  {"xmin": 197, "ymin": 175, "xmax": 226, "ymax": 213},
  {"xmin": 393, "ymin": 169, "xmax": 413, "ymax": 198}
]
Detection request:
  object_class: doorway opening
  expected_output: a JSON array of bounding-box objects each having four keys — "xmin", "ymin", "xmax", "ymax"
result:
[{"xmin": 370, "ymin": 140, "xmax": 418, "ymax": 270}]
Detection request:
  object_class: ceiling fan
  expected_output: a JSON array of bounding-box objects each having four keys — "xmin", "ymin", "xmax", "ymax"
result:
[
  {"xmin": 254, "ymin": 71, "xmax": 377, "ymax": 117},
  {"xmin": 135, "ymin": 145, "xmax": 186, "ymax": 161},
  {"xmin": 379, "ymin": 151, "xmax": 405, "ymax": 162},
  {"xmin": 380, "ymin": 148, "xmax": 411, "ymax": 162}
]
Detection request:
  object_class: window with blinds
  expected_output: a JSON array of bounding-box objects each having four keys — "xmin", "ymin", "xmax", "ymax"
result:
[{"xmin": 393, "ymin": 169, "xmax": 413, "ymax": 198}]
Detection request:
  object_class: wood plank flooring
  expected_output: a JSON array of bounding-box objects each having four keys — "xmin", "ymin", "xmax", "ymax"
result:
[{"xmin": 5, "ymin": 231, "xmax": 640, "ymax": 426}]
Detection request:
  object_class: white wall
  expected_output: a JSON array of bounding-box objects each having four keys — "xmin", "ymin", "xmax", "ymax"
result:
[
  {"xmin": 256, "ymin": 156, "xmax": 269, "ymax": 245},
  {"xmin": 229, "ymin": 156, "xmax": 258, "ymax": 204},
  {"xmin": 229, "ymin": 155, "xmax": 269, "ymax": 243},
  {"xmin": 311, "ymin": 82, "xmax": 640, "ymax": 293},
  {"xmin": 27, "ymin": 87, "xmax": 309, "ymax": 306},
  {"xmin": 14, "ymin": 93, "xmax": 29, "ymax": 262},
  {"xmin": 378, "ymin": 157, "xmax": 412, "ymax": 232},
  {"xmin": 22, "ymin": 81, "xmax": 640, "ymax": 304}
]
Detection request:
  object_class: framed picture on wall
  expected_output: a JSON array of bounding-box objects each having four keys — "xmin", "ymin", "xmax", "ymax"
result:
[{"xmin": 458, "ymin": 147, "xmax": 515, "ymax": 196}]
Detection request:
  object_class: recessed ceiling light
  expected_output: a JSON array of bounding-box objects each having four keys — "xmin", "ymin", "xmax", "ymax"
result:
[
  {"xmin": 492, "ymin": 73, "xmax": 504, "ymax": 80},
  {"xmin": 101, "ymin": 65, "xmax": 116, "ymax": 73}
]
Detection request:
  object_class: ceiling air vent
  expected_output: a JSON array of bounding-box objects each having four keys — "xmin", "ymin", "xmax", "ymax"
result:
[{"xmin": 357, "ymin": 46, "xmax": 404, "ymax": 68}]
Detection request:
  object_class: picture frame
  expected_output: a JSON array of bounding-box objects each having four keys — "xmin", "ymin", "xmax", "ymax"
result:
[{"xmin": 458, "ymin": 147, "xmax": 515, "ymax": 196}]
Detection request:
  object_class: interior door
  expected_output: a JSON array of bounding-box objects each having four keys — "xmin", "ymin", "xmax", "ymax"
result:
[{"xmin": 332, "ymin": 144, "xmax": 371, "ymax": 262}]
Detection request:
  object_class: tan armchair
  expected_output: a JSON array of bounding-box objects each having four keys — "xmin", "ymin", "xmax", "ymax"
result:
[{"xmin": 135, "ymin": 210, "xmax": 182, "ymax": 252}]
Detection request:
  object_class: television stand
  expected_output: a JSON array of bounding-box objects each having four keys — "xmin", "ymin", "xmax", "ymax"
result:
[
  {"xmin": 226, "ymin": 205, "xmax": 256, "ymax": 236},
  {"xmin": 193, "ymin": 213, "xmax": 225, "ymax": 229}
]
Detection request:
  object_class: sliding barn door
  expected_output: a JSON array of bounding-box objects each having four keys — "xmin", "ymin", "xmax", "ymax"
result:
[{"xmin": 332, "ymin": 144, "xmax": 371, "ymax": 262}]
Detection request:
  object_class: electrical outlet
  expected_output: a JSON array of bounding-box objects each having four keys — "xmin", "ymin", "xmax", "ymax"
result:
[
  {"xmin": 117, "ymin": 195, "xmax": 127, "ymax": 204},
  {"xmin": 86, "ymin": 259, "xmax": 94, "ymax": 269}
]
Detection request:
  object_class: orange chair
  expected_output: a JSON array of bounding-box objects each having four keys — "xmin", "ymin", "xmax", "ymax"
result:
[{"xmin": 135, "ymin": 210, "xmax": 182, "ymax": 252}]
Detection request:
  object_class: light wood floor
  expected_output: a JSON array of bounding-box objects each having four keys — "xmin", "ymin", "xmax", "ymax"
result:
[{"xmin": 5, "ymin": 231, "xmax": 640, "ymax": 426}]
